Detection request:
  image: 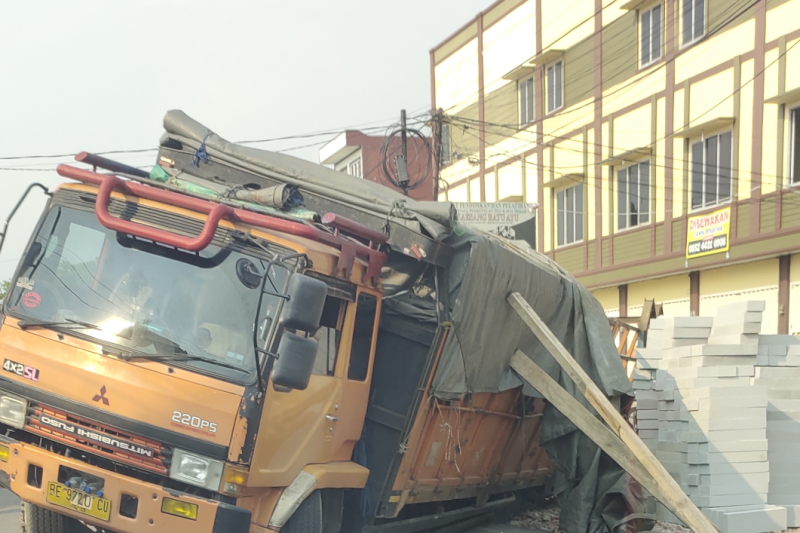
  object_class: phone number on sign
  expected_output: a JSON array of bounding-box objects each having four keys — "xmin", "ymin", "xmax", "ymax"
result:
[{"xmin": 687, "ymin": 235, "xmax": 727, "ymax": 256}]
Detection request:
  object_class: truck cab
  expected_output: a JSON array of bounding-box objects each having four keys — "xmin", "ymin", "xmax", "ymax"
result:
[{"xmin": 0, "ymin": 163, "xmax": 385, "ymax": 533}]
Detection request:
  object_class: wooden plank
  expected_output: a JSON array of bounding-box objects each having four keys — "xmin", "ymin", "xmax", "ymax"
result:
[
  {"xmin": 510, "ymin": 351, "xmax": 673, "ymax": 512},
  {"xmin": 508, "ymin": 293, "xmax": 719, "ymax": 533}
]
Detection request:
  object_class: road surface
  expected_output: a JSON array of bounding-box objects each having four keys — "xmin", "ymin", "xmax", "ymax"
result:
[{"xmin": 0, "ymin": 489, "xmax": 18, "ymax": 533}]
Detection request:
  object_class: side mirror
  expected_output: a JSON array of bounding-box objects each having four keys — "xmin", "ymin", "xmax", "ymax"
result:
[
  {"xmin": 271, "ymin": 332, "xmax": 317, "ymax": 391},
  {"xmin": 282, "ymin": 274, "xmax": 327, "ymax": 332}
]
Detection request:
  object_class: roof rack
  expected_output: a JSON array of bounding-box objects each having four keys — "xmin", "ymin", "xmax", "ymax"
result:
[{"xmin": 56, "ymin": 163, "xmax": 386, "ymax": 285}]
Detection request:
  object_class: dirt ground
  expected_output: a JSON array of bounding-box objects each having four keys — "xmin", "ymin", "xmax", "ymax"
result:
[{"xmin": 509, "ymin": 503, "xmax": 799, "ymax": 533}]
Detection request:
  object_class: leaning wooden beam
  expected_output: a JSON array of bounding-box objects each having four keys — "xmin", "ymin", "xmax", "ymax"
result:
[
  {"xmin": 510, "ymin": 352, "xmax": 674, "ymax": 519},
  {"xmin": 508, "ymin": 292, "xmax": 719, "ymax": 533}
]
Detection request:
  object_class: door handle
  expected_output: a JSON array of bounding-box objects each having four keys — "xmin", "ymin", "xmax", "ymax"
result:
[{"xmin": 325, "ymin": 415, "xmax": 340, "ymax": 422}]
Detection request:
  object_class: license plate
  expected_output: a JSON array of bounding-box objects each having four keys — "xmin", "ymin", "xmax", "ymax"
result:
[{"xmin": 46, "ymin": 481, "xmax": 111, "ymax": 521}]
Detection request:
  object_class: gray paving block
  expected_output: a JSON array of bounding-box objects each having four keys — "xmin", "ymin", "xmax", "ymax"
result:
[
  {"xmin": 686, "ymin": 461, "xmax": 771, "ymax": 475},
  {"xmin": 697, "ymin": 396, "xmax": 769, "ymax": 410},
  {"xmin": 715, "ymin": 300, "xmax": 767, "ymax": 314},
  {"xmin": 677, "ymin": 386, "xmax": 768, "ymax": 400},
  {"xmin": 697, "ymin": 472, "xmax": 770, "ymax": 487},
  {"xmin": 691, "ymin": 343, "xmax": 760, "ymax": 356},
  {"xmin": 636, "ymin": 347, "xmax": 664, "ymax": 359},
  {"xmin": 766, "ymin": 389, "xmax": 800, "ymax": 400},
  {"xmin": 637, "ymin": 399, "xmax": 658, "ymax": 410},
  {"xmin": 686, "ymin": 450, "xmax": 768, "ymax": 464},
  {"xmin": 638, "ymin": 429, "xmax": 658, "ymax": 440},
  {"xmin": 789, "ymin": 345, "xmax": 800, "ymax": 356},
  {"xmin": 711, "ymin": 322, "xmax": 763, "ymax": 336},
  {"xmin": 683, "ymin": 407, "xmax": 766, "ymax": 421},
  {"xmin": 637, "ymin": 409, "xmax": 659, "ymax": 420},
  {"xmin": 688, "ymin": 482, "xmax": 770, "ymax": 497},
  {"xmin": 682, "ymin": 428, "xmax": 767, "ymax": 442},
  {"xmin": 649, "ymin": 338, "xmax": 708, "ymax": 349},
  {"xmin": 632, "ymin": 380, "xmax": 654, "ymax": 390},
  {"xmin": 784, "ymin": 504, "xmax": 800, "ymax": 527},
  {"xmin": 708, "ymin": 333, "xmax": 760, "ymax": 346},
  {"xmin": 755, "ymin": 366, "xmax": 800, "ymax": 378},
  {"xmin": 691, "ymin": 493, "xmax": 768, "ymax": 508},
  {"xmin": 674, "ymin": 355, "xmax": 758, "ymax": 368},
  {"xmin": 637, "ymin": 419, "xmax": 659, "ymax": 430},
  {"xmin": 634, "ymin": 390, "xmax": 659, "ymax": 400},
  {"xmin": 704, "ymin": 505, "xmax": 786, "ymax": 533},
  {"xmin": 686, "ymin": 417, "xmax": 766, "ymax": 432},
  {"xmin": 714, "ymin": 311, "xmax": 764, "ymax": 325},
  {"xmin": 689, "ymin": 440, "xmax": 769, "ymax": 453},
  {"xmin": 650, "ymin": 327, "xmax": 712, "ymax": 339},
  {"xmin": 631, "ymin": 367, "xmax": 655, "ymax": 380},
  {"xmin": 667, "ymin": 376, "xmax": 753, "ymax": 389},
  {"xmin": 651, "ymin": 316, "xmax": 714, "ymax": 329},
  {"xmin": 758, "ymin": 334, "xmax": 800, "ymax": 346}
]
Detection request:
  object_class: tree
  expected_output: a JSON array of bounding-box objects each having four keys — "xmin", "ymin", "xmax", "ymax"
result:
[{"xmin": 0, "ymin": 280, "xmax": 9, "ymax": 301}]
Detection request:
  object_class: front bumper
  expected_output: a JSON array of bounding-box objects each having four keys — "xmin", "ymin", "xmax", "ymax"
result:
[{"xmin": 0, "ymin": 434, "xmax": 250, "ymax": 533}]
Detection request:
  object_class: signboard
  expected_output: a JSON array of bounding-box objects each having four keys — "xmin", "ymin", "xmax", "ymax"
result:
[
  {"xmin": 686, "ymin": 206, "xmax": 731, "ymax": 259},
  {"xmin": 453, "ymin": 202, "xmax": 537, "ymax": 233}
]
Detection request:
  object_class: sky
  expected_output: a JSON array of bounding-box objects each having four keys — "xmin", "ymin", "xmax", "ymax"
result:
[{"xmin": 0, "ymin": 0, "xmax": 489, "ymax": 281}]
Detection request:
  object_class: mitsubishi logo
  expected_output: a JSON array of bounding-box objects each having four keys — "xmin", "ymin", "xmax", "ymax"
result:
[{"xmin": 92, "ymin": 386, "xmax": 109, "ymax": 406}]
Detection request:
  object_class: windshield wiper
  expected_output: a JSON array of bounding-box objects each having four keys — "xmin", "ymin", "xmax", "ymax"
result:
[
  {"xmin": 116, "ymin": 352, "xmax": 248, "ymax": 372},
  {"xmin": 18, "ymin": 318, "xmax": 103, "ymax": 331}
]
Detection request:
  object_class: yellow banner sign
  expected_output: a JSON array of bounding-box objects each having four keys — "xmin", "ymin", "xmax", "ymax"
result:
[{"xmin": 686, "ymin": 206, "xmax": 731, "ymax": 259}]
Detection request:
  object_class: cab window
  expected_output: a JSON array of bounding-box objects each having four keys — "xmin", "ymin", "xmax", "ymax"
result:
[
  {"xmin": 347, "ymin": 293, "xmax": 378, "ymax": 381},
  {"xmin": 312, "ymin": 296, "xmax": 346, "ymax": 376}
]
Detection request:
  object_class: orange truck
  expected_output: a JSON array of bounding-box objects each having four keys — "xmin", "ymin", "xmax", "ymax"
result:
[{"xmin": 0, "ymin": 112, "xmax": 633, "ymax": 533}]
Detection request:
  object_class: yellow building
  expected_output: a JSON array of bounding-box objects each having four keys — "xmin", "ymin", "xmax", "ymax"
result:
[{"xmin": 432, "ymin": 0, "xmax": 800, "ymax": 334}]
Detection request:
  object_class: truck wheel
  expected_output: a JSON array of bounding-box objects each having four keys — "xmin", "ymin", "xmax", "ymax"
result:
[{"xmin": 20, "ymin": 501, "xmax": 84, "ymax": 533}]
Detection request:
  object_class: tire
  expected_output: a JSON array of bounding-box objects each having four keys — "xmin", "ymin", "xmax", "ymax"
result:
[
  {"xmin": 20, "ymin": 501, "xmax": 85, "ymax": 533},
  {"xmin": 282, "ymin": 490, "xmax": 323, "ymax": 533}
]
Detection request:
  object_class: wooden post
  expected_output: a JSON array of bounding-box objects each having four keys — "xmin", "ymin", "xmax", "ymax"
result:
[
  {"xmin": 508, "ymin": 292, "xmax": 719, "ymax": 533},
  {"xmin": 511, "ymin": 352, "xmax": 671, "ymax": 514}
]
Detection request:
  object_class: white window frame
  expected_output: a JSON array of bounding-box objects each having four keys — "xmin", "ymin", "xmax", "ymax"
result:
[
  {"xmin": 347, "ymin": 157, "xmax": 362, "ymax": 178},
  {"xmin": 690, "ymin": 131, "xmax": 733, "ymax": 211},
  {"xmin": 616, "ymin": 160, "xmax": 652, "ymax": 231},
  {"xmin": 640, "ymin": 3, "xmax": 663, "ymax": 68},
  {"xmin": 556, "ymin": 183, "xmax": 584, "ymax": 247},
  {"xmin": 519, "ymin": 76, "xmax": 535, "ymax": 126},
  {"xmin": 546, "ymin": 60, "xmax": 564, "ymax": 115},
  {"xmin": 788, "ymin": 104, "xmax": 800, "ymax": 187},
  {"xmin": 681, "ymin": 0, "xmax": 706, "ymax": 48}
]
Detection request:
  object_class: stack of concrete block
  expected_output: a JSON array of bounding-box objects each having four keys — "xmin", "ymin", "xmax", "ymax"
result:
[
  {"xmin": 637, "ymin": 317, "xmax": 713, "ymax": 370},
  {"xmin": 633, "ymin": 300, "xmax": 794, "ymax": 533},
  {"xmin": 750, "ymin": 364, "xmax": 800, "ymax": 527},
  {"xmin": 756, "ymin": 335, "xmax": 800, "ymax": 367}
]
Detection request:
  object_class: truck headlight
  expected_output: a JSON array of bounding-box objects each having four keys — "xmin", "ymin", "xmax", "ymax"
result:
[
  {"xmin": 0, "ymin": 394, "xmax": 27, "ymax": 429},
  {"xmin": 169, "ymin": 449, "xmax": 223, "ymax": 491}
]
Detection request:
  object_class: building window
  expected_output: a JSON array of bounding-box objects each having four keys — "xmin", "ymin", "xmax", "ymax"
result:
[
  {"xmin": 641, "ymin": 4, "xmax": 662, "ymax": 67},
  {"xmin": 546, "ymin": 60, "xmax": 564, "ymax": 114},
  {"xmin": 617, "ymin": 161, "xmax": 651, "ymax": 230},
  {"xmin": 556, "ymin": 183, "xmax": 583, "ymax": 246},
  {"xmin": 790, "ymin": 107, "xmax": 800, "ymax": 185},
  {"xmin": 691, "ymin": 131, "xmax": 732, "ymax": 210},
  {"xmin": 347, "ymin": 158, "xmax": 362, "ymax": 178},
  {"xmin": 519, "ymin": 76, "xmax": 534, "ymax": 125},
  {"xmin": 682, "ymin": 0, "xmax": 705, "ymax": 46}
]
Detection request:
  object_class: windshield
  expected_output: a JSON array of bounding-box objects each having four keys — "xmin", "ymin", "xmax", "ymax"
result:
[{"xmin": 4, "ymin": 204, "xmax": 289, "ymax": 384}]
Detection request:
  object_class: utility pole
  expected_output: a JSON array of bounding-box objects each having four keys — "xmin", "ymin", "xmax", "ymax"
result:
[
  {"xmin": 395, "ymin": 109, "xmax": 410, "ymax": 194},
  {"xmin": 432, "ymin": 109, "xmax": 443, "ymax": 201}
]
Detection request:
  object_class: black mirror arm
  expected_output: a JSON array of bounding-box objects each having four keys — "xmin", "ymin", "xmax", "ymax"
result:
[
  {"xmin": 0, "ymin": 183, "xmax": 50, "ymax": 260},
  {"xmin": 251, "ymin": 251, "xmax": 309, "ymax": 393}
]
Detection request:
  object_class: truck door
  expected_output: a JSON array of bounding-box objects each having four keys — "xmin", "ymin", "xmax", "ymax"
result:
[
  {"xmin": 329, "ymin": 290, "xmax": 380, "ymax": 461},
  {"xmin": 250, "ymin": 289, "xmax": 380, "ymax": 484}
]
